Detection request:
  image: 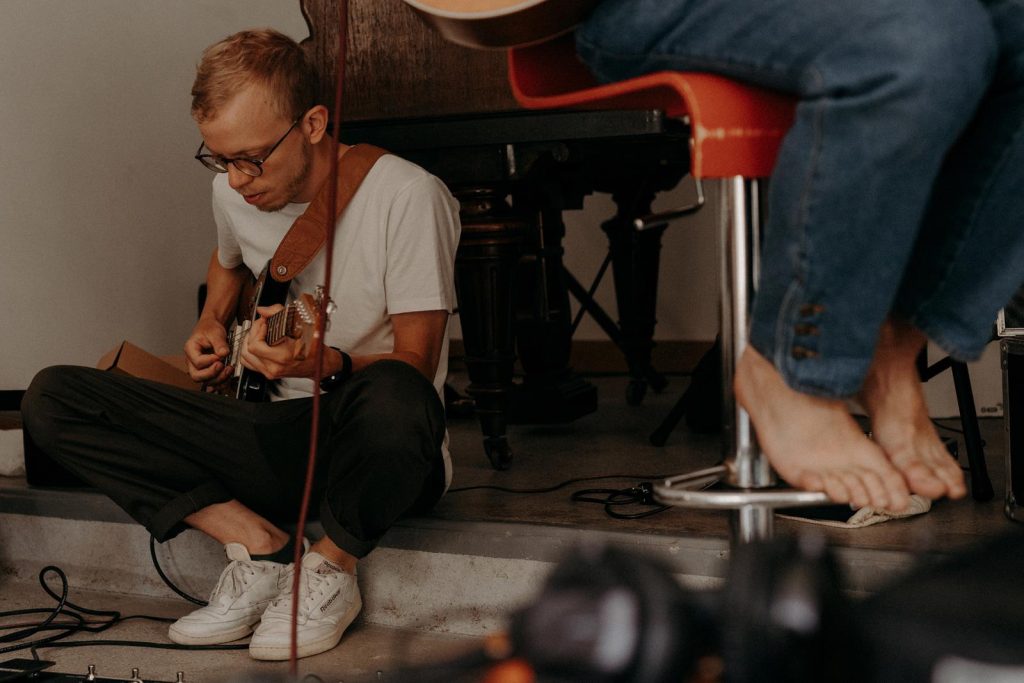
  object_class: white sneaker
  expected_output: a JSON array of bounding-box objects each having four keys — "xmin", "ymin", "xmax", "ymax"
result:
[
  {"xmin": 167, "ymin": 542, "xmax": 289, "ymax": 646},
  {"xmin": 248, "ymin": 551, "xmax": 362, "ymax": 660}
]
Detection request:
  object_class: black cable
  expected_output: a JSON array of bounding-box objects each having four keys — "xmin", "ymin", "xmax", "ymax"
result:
[
  {"xmin": 0, "ymin": 564, "xmax": 248, "ymax": 659},
  {"xmin": 0, "ymin": 566, "xmax": 83, "ymax": 656},
  {"xmin": 150, "ymin": 535, "xmax": 208, "ymax": 607},
  {"xmin": 571, "ymin": 484, "xmax": 671, "ymax": 520},
  {"xmin": 30, "ymin": 640, "xmax": 247, "ymax": 657},
  {"xmin": 449, "ymin": 474, "xmax": 680, "ymax": 520},
  {"xmin": 448, "ymin": 472, "xmax": 677, "ymax": 495},
  {"xmin": 0, "ymin": 566, "xmax": 133, "ymax": 657}
]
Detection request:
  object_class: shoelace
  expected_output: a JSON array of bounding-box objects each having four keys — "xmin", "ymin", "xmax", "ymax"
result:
[
  {"xmin": 209, "ymin": 561, "xmax": 262, "ymax": 606},
  {"xmin": 271, "ymin": 566, "xmax": 332, "ymax": 615}
]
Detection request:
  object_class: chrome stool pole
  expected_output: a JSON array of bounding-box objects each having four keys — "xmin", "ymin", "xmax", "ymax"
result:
[{"xmin": 654, "ymin": 177, "xmax": 830, "ymax": 543}]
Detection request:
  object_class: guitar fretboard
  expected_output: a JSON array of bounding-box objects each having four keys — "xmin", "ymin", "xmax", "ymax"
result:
[{"xmin": 227, "ymin": 305, "xmax": 293, "ymax": 369}]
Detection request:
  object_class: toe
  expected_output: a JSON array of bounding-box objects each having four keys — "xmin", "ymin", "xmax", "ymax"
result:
[
  {"xmin": 820, "ymin": 473, "xmax": 851, "ymax": 506},
  {"xmin": 838, "ymin": 471, "xmax": 871, "ymax": 509},
  {"xmin": 798, "ymin": 470, "xmax": 826, "ymax": 493},
  {"xmin": 931, "ymin": 451, "xmax": 967, "ymax": 499},
  {"xmin": 857, "ymin": 470, "xmax": 891, "ymax": 511},
  {"xmin": 879, "ymin": 469, "xmax": 911, "ymax": 511},
  {"xmin": 889, "ymin": 452, "xmax": 945, "ymax": 499}
]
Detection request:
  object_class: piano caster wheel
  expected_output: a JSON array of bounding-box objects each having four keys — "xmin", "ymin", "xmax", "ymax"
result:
[
  {"xmin": 626, "ymin": 379, "xmax": 648, "ymax": 406},
  {"xmin": 648, "ymin": 371, "xmax": 668, "ymax": 394},
  {"xmin": 484, "ymin": 436, "xmax": 513, "ymax": 470}
]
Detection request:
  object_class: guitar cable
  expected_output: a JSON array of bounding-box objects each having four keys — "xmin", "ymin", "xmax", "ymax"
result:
[
  {"xmin": 0, "ymin": 565, "xmax": 247, "ymax": 661},
  {"xmin": 448, "ymin": 472, "xmax": 682, "ymax": 520},
  {"xmin": 281, "ymin": 1, "xmax": 351, "ymax": 674}
]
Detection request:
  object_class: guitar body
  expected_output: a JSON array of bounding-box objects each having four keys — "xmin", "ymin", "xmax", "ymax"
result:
[
  {"xmin": 233, "ymin": 264, "xmax": 291, "ymax": 402},
  {"xmin": 402, "ymin": 0, "xmax": 600, "ymax": 49}
]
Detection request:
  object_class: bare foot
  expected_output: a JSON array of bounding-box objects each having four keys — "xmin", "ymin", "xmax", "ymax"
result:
[
  {"xmin": 734, "ymin": 346, "xmax": 910, "ymax": 511},
  {"xmin": 859, "ymin": 319, "xmax": 967, "ymax": 500}
]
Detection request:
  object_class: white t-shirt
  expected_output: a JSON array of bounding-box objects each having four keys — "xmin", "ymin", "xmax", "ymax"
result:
[{"xmin": 212, "ymin": 152, "xmax": 461, "ymax": 486}]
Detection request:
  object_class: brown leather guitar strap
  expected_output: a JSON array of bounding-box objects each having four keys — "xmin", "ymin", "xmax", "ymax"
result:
[{"xmin": 269, "ymin": 143, "xmax": 389, "ymax": 283}]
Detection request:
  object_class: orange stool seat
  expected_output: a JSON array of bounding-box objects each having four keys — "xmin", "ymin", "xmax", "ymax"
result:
[{"xmin": 508, "ymin": 34, "xmax": 797, "ymax": 179}]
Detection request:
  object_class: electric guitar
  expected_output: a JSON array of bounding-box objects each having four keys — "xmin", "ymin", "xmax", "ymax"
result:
[
  {"xmin": 221, "ymin": 262, "xmax": 331, "ymax": 402},
  {"xmin": 402, "ymin": 0, "xmax": 600, "ymax": 49}
]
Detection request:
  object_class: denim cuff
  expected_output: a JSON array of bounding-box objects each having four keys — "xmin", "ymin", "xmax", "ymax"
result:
[{"xmin": 907, "ymin": 311, "xmax": 990, "ymax": 365}]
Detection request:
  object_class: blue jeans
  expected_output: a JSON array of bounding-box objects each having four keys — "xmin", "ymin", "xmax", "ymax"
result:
[{"xmin": 577, "ymin": 0, "xmax": 1024, "ymax": 397}]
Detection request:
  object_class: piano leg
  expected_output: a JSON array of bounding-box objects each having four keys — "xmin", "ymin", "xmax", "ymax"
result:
[
  {"xmin": 453, "ymin": 188, "xmax": 525, "ymax": 470},
  {"xmin": 601, "ymin": 187, "xmax": 669, "ymax": 405},
  {"xmin": 510, "ymin": 207, "xmax": 598, "ymax": 425}
]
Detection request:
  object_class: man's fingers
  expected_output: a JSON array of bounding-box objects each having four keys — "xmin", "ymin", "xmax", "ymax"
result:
[
  {"xmin": 189, "ymin": 359, "xmax": 225, "ymax": 383},
  {"xmin": 255, "ymin": 304, "xmax": 285, "ymax": 317},
  {"xmin": 186, "ymin": 336, "xmax": 229, "ymax": 368}
]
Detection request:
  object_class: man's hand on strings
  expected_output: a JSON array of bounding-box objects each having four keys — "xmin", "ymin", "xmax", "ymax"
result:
[
  {"xmin": 185, "ymin": 317, "xmax": 233, "ymax": 385},
  {"xmin": 241, "ymin": 305, "xmax": 323, "ymax": 381}
]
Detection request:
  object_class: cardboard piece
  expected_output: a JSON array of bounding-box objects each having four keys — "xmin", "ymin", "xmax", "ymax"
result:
[
  {"xmin": 97, "ymin": 341, "xmax": 198, "ymax": 392},
  {"xmin": 24, "ymin": 341, "xmax": 196, "ymax": 488}
]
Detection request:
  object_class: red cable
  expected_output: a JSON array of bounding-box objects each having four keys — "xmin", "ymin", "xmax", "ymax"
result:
[{"xmin": 290, "ymin": 1, "xmax": 349, "ymax": 673}]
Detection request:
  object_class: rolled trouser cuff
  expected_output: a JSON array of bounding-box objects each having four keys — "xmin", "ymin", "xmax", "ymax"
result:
[{"xmin": 148, "ymin": 480, "xmax": 233, "ymax": 542}]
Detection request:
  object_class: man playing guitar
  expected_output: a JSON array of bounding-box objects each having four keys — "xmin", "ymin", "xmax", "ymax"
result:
[{"xmin": 21, "ymin": 28, "xmax": 460, "ymax": 661}]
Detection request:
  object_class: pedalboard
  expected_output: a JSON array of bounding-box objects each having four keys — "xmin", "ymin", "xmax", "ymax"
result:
[{"xmin": 0, "ymin": 660, "xmax": 184, "ymax": 682}]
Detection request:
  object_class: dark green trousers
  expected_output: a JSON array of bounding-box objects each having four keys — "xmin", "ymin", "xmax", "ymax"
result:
[{"xmin": 20, "ymin": 360, "xmax": 446, "ymax": 558}]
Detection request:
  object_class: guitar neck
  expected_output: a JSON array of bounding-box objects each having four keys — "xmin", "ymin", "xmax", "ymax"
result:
[
  {"xmin": 227, "ymin": 305, "xmax": 292, "ymax": 368},
  {"xmin": 264, "ymin": 306, "xmax": 293, "ymax": 346}
]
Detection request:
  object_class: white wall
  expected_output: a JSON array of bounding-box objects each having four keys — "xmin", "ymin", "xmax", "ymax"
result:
[
  {"xmin": 0, "ymin": 0, "xmax": 1002, "ymax": 417},
  {"xmin": 0, "ymin": 0, "xmax": 308, "ymax": 388}
]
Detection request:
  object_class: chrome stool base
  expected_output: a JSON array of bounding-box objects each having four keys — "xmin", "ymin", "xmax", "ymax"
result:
[{"xmin": 649, "ymin": 178, "xmax": 832, "ymax": 543}]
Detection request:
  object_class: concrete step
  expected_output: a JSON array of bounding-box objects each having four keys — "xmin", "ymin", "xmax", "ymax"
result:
[{"xmin": 0, "ymin": 483, "xmax": 922, "ymax": 641}]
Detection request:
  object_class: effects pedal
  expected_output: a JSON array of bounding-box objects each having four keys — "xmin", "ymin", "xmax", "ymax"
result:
[{"xmin": 0, "ymin": 659, "xmax": 185, "ymax": 682}]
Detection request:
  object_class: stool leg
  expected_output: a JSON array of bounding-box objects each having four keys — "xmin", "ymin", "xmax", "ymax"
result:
[
  {"xmin": 950, "ymin": 360, "xmax": 995, "ymax": 501},
  {"xmin": 652, "ymin": 182, "xmax": 829, "ymax": 529},
  {"xmin": 1004, "ymin": 339, "xmax": 1024, "ymax": 522},
  {"xmin": 720, "ymin": 177, "xmax": 776, "ymax": 541}
]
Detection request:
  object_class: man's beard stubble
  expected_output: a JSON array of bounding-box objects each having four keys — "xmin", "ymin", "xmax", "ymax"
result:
[{"xmin": 258, "ymin": 139, "xmax": 313, "ymax": 213}]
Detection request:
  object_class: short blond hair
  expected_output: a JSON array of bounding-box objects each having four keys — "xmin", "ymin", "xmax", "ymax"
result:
[{"xmin": 191, "ymin": 28, "xmax": 317, "ymax": 123}]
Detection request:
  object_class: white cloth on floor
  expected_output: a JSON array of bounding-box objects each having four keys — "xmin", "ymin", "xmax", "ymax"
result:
[
  {"xmin": 0, "ymin": 429, "xmax": 25, "ymax": 477},
  {"xmin": 778, "ymin": 494, "xmax": 932, "ymax": 528}
]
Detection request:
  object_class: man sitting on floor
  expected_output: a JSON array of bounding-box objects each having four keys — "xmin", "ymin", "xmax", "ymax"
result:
[{"xmin": 21, "ymin": 28, "xmax": 460, "ymax": 660}]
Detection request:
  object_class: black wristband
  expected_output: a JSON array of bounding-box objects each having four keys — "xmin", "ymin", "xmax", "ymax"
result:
[{"xmin": 319, "ymin": 347, "xmax": 352, "ymax": 392}]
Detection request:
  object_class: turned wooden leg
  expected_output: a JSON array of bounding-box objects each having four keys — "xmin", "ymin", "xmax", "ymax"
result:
[
  {"xmin": 453, "ymin": 188, "xmax": 526, "ymax": 470},
  {"xmin": 510, "ymin": 204, "xmax": 597, "ymax": 424}
]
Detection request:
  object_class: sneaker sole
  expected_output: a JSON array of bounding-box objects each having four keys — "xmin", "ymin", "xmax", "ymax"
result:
[
  {"xmin": 168, "ymin": 621, "xmax": 255, "ymax": 646},
  {"xmin": 248, "ymin": 599, "xmax": 361, "ymax": 661}
]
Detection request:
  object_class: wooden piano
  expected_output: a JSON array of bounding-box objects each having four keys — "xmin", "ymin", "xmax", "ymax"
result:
[{"xmin": 302, "ymin": 0, "xmax": 690, "ymax": 468}]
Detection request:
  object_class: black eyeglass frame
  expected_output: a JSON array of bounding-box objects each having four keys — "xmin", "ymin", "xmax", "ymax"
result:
[{"xmin": 194, "ymin": 118, "xmax": 301, "ymax": 177}]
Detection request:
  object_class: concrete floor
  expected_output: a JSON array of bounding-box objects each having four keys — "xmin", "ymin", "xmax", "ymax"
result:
[
  {"xmin": 0, "ymin": 371, "xmax": 1018, "ymax": 682},
  {"xmin": 441, "ymin": 371, "xmax": 1015, "ymax": 555},
  {"xmin": 0, "ymin": 580, "xmax": 480, "ymax": 682}
]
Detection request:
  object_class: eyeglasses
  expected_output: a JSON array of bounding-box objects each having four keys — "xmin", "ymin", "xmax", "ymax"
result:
[{"xmin": 194, "ymin": 118, "xmax": 300, "ymax": 177}]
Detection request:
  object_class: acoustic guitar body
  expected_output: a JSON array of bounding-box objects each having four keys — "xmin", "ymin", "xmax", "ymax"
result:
[{"xmin": 403, "ymin": 0, "xmax": 600, "ymax": 49}]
